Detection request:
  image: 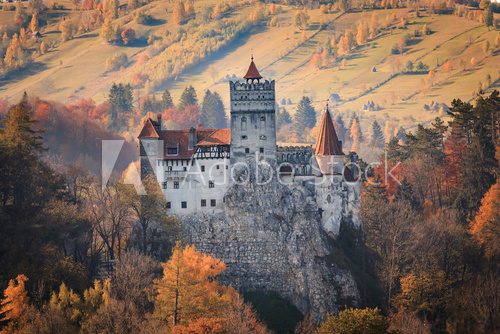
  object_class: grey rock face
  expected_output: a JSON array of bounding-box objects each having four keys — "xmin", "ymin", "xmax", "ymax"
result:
[{"xmin": 181, "ymin": 161, "xmax": 360, "ymax": 320}]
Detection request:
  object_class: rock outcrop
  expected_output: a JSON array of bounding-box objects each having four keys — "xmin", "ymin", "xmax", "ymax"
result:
[{"xmin": 181, "ymin": 161, "xmax": 360, "ymax": 320}]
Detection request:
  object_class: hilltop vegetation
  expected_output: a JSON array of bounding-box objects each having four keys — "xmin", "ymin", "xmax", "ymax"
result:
[{"xmin": 0, "ymin": 0, "xmax": 498, "ymax": 164}]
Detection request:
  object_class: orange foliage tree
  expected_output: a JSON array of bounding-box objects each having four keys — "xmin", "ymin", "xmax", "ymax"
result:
[
  {"xmin": 469, "ymin": 181, "xmax": 499, "ymax": 258},
  {"xmin": 155, "ymin": 243, "xmax": 270, "ymax": 333},
  {"xmin": 0, "ymin": 274, "xmax": 30, "ymax": 325}
]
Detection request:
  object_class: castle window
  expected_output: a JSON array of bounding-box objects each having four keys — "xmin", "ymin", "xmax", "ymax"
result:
[
  {"xmin": 201, "ymin": 199, "xmax": 206, "ymax": 207},
  {"xmin": 167, "ymin": 166, "xmax": 173, "ymax": 171},
  {"xmin": 216, "ymin": 165, "xmax": 220, "ymax": 170},
  {"xmin": 162, "ymin": 181, "xmax": 168, "ymax": 189},
  {"xmin": 209, "ymin": 181, "xmax": 214, "ymax": 188},
  {"xmin": 241, "ymin": 117, "xmax": 247, "ymax": 131},
  {"xmin": 260, "ymin": 147, "xmax": 264, "ymax": 154},
  {"xmin": 174, "ymin": 181, "xmax": 179, "ymax": 189},
  {"xmin": 181, "ymin": 201, "xmax": 187, "ymax": 209},
  {"xmin": 245, "ymin": 148, "xmax": 250, "ymax": 153},
  {"xmin": 210, "ymin": 199, "xmax": 216, "ymax": 207},
  {"xmin": 166, "ymin": 202, "xmax": 171, "ymax": 209},
  {"xmin": 260, "ymin": 135, "xmax": 267, "ymax": 140},
  {"xmin": 260, "ymin": 116, "xmax": 266, "ymax": 129},
  {"xmin": 241, "ymin": 135, "xmax": 247, "ymax": 140},
  {"xmin": 167, "ymin": 147, "xmax": 178, "ymax": 155},
  {"xmin": 183, "ymin": 167, "xmax": 187, "ymax": 171},
  {"xmin": 201, "ymin": 165, "xmax": 205, "ymax": 172}
]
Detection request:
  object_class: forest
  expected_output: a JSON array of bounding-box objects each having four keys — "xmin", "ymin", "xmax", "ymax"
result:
[{"xmin": 0, "ymin": 86, "xmax": 498, "ymax": 333}]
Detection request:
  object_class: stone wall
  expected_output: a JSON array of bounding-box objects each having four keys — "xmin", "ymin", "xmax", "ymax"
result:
[{"xmin": 181, "ymin": 160, "xmax": 360, "ymax": 320}]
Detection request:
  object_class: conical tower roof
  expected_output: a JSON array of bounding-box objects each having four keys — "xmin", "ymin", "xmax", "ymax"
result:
[
  {"xmin": 314, "ymin": 105, "xmax": 343, "ymax": 156},
  {"xmin": 243, "ymin": 56, "xmax": 262, "ymax": 80}
]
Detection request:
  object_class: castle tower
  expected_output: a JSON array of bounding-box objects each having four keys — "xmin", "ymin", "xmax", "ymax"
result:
[
  {"xmin": 229, "ymin": 57, "xmax": 276, "ymax": 165},
  {"xmin": 313, "ymin": 105, "xmax": 345, "ymax": 175}
]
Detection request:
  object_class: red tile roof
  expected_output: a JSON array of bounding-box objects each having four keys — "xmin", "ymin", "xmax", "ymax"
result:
[
  {"xmin": 138, "ymin": 118, "xmax": 230, "ymax": 160},
  {"xmin": 314, "ymin": 108, "xmax": 343, "ymax": 156},
  {"xmin": 197, "ymin": 128, "xmax": 231, "ymax": 146},
  {"xmin": 137, "ymin": 119, "xmax": 159, "ymax": 138},
  {"xmin": 244, "ymin": 57, "xmax": 262, "ymax": 80}
]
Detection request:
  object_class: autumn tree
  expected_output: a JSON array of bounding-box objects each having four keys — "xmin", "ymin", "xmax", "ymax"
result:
[
  {"xmin": 29, "ymin": 13, "xmax": 39, "ymax": 33},
  {"xmin": 356, "ymin": 21, "xmax": 368, "ymax": 45},
  {"xmin": 349, "ymin": 115, "xmax": 362, "ymax": 152},
  {"xmin": 316, "ymin": 308, "xmax": 387, "ymax": 334},
  {"xmin": 59, "ymin": 19, "xmax": 75, "ymax": 42},
  {"xmin": 293, "ymin": 10, "xmax": 309, "ymax": 30},
  {"xmin": 469, "ymin": 181, "xmax": 499, "ymax": 258},
  {"xmin": 173, "ymin": 0, "xmax": 186, "ymax": 25},
  {"xmin": 100, "ymin": 16, "xmax": 116, "ymax": 43},
  {"xmin": 0, "ymin": 274, "xmax": 30, "ymax": 329},
  {"xmin": 155, "ymin": 243, "xmax": 235, "ymax": 326},
  {"xmin": 118, "ymin": 175, "xmax": 178, "ymax": 255}
]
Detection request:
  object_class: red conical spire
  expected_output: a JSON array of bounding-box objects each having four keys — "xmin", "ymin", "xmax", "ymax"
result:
[
  {"xmin": 244, "ymin": 55, "xmax": 262, "ymax": 80},
  {"xmin": 314, "ymin": 104, "xmax": 343, "ymax": 156}
]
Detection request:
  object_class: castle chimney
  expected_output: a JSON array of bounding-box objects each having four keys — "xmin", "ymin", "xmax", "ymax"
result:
[
  {"xmin": 188, "ymin": 127, "xmax": 196, "ymax": 150},
  {"xmin": 156, "ymin": 114, "xmax": 162, "ymax": 131}
]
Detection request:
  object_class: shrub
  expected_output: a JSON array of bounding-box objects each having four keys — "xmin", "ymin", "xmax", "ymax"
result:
[
  {"xmin": 105, "ymin": 52, "xmax": 128, "ymax": 71},
  {"xmin": 121, "ymin": 28, "xmax": 136, "ymax": 45},
  {"xmin": 135, "ymin": 10, "xmax": 153, "ymax": 24}
]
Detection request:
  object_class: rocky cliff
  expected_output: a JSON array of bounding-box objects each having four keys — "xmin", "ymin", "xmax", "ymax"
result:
[{"xmin": 181, "ymin": 162, "xmax": 360, "ymax": 320}]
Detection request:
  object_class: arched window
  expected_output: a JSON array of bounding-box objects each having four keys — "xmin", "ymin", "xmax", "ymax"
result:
[
  {"xmin": 241, "ymin": 117, "xmax": 247, "ymax": 131},
  {"xmin": 260, "ymin": 116, "xmax": 266, "ymax": 129}
]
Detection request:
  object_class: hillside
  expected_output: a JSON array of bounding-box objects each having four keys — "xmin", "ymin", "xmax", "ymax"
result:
[{"xmin": 0, "ymin": 1, "xmax": 499, "ymax": 137}]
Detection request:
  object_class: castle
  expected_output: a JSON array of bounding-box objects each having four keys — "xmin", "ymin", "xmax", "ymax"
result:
[{"xmin": 138, "ymin": 58, "xmax": 360, "ymax": 236}]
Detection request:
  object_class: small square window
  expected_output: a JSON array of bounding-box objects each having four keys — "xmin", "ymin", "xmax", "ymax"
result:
[
  {"xmin": 167, "ymin": 147, "xmax": 178, "ymax": 155},
  {"xmin": 167, "ymin": 166, "xmax": 173, "ymax": 171},
  {"xmin": 259, "ymin": 147, "xmax": 264, "ymax": 153},
  {"xmin": 241, "ymin": 135, "xmax": 248, "ymax": 140},
  {"xmin": 210, "ymin": 199, "xmax": 216, "ymax": 207},
  {"xmin": 225, "ymin": 165, "xmax": 228, "ymax": 170},
  {"xmin": 245, "ymin": 148, "xmax": 250, "ymax": 153},
  {"xmin": 166, "ymin": 202, "xmax": 171, "ymax": 209},
  {"xmin": 209, "ymin": 181, "xmax": 214, "ymax": 188},
  {"xmin": 183, "ymin": 167, "xmax": 187, "ymax": 171},
  {"xmin": 201, "ymin": 165, "xmax": 205, "ymax": 172},
  {"xmin": 216, "ymin": 165, "xmax": 220, "ymax": 170},
  {"xmin": 162, "ymin": 182, "xmax": 168, "ymax": 189},
  {"xmin": 181, "ymin": 201, "xmax": 187, "ymax": 209},
  {"xmin": 174, "ymin": 181, "xmax": 179, "ymax": 189},
  {"xmin": 201, "ymin": 199, "xmax": 206, "ymax": 207}
]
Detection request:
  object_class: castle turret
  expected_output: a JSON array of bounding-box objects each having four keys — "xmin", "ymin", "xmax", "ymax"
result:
[{"xmin": 230, "ymin": 57, "xmax": 276, "ymax": 164}]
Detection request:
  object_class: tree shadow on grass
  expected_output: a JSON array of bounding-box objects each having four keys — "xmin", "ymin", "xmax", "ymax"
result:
[
  {"xmin": 0, "ymin": 62, "xmax": 48, "ymax": 90},
  {"xmin": 142, "ymin": 18, "xmax": 166, "ymax": 26}
]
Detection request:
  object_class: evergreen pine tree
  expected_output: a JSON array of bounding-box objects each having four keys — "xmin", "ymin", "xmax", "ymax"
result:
[
  {"xmin": 108, "ymin": 83, "xmax": 134, "ymax": 129},
  {"xmin": 178, "ymin": 85, "xmax": 198, "ymax": 110},
  {"xmin": 371, "ymin": 120, "xmax": 385, "ymax": 148},
  {"xmin": 212, "ymin": 92, "xmax": 226, "ymax": 128},
  {"xmin": 293, "ymin": 96, "xmax": 316, "ymax": 141},
  {"xmin": 395, "ymin": 177, "xmax": 420, "ymax": 210},
  {"xmin": 200, "ymin": 91, "xmax": 227, "ymax": 128},
  {"xmin": 484, "ymin": 6, "xmax": 493, "ymax": 29},
  {"xmin": 277, "ymin": 107, "xmax": 292, "ymax": 130},
  {"xmin": 334, "ymin": 115, "xmax": 346, "ymax": 142},
  {"xmin": 161, "ymin": 89, "xmax": 174, "ymax": 109}
]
